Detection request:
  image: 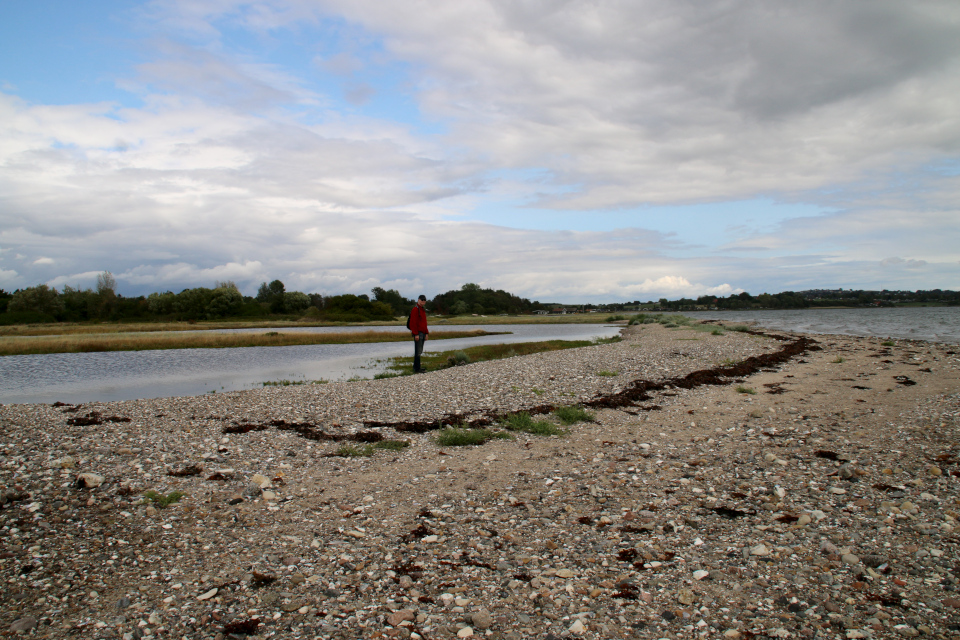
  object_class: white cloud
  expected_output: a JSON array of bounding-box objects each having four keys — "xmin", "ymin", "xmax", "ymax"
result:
[{"xmin": 1, "ymin": 1, "xmax": 958, "ymax": 300}]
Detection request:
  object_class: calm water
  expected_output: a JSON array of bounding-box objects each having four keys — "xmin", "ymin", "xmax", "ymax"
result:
[
  {"xmin": 0, "ymin": 324, "xmax": 620, "ymax": 405},
  {"xmin": 684, "ymin": 307, "xmax": 960, "ymax": 344}
]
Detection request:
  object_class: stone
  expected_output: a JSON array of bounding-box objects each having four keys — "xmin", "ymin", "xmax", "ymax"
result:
[
  {"xmin": 942, "ymin": 597, "xmax": 960, "ymax": 609},
  {"xmin": 842, "ymin": 554, "xmax": 860, "ymax": 565},
  {"xmin": 693, "ymin": 570, "xmax": 710, "ymax": 580},
  {"xmin": 894, "ymin": 625, "xmax": 919, "ymax": 637},
  {"xmin": 76, "ymin": 472, "xmax": 104, "ymax": 488},
  {"xmin": 568, "ymin": 619, "xmax": 586, "ymax": 634},
  {"xmin": 471, "ymin": 609, "xmax": 493, "ymax": 629},
  {"xmin": 797, "ymin": 514, "xmax": 812, "ymax": 526},
  {"xmin": 723, "ymin": 631, "xmax": 742, "ymax": 639},
  {"xmin": 457, "ymin": 627, "xmax": 474, "ymax": 638},
  {"xmin": 54, "ymin": 456, "xmax": 76, "ymax": 469},
  {"xmin": 678, "ymin": 588, "xmax": 695, "ymax": 605},
  {"xmin": 250, "ymin": 473, "xmax": 272, "ymax": 488},
  {"xmin": 197, "ymin": 587, "xmax": 218, "ymax": 601},
  {"xmin": 9, "ymin": 617, "xmax": 38, "ymax": 632},
  {"xmin": 750, "ymin": 544, "xmax": 770, "ymax": 556},
  {"xmin": 556, "ymin": 568, "xmax": 574, "ymax": 578},
  {"xmin": 387, "ymin": 610, "xmax": 415, "ymax": 626}
]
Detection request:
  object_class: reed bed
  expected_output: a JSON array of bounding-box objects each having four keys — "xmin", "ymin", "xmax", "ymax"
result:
[
  {"xmin": 0, "ymin": 329, "xmax": 502, "ymax": 356},
  {"xmin": 0, "ymin": 313, "xmax": 622, "ymax": 337}
]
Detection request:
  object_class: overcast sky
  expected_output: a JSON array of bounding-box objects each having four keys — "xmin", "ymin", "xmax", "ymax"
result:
[{"xmin": 1, "ymin": 1, "xmax": 958, "ymax": 302}]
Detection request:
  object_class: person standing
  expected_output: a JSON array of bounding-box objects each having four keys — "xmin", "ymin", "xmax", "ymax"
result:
[{"xmin": 409, "ymin": 294, "xmax": 429, "ymax": 373}]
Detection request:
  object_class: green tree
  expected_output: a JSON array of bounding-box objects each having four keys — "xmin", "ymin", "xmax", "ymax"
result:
[
  {"xmin": 371, "ymin": 287, "xmax": 413, "ymax": 316},
  {"xmin": 8, "ymin": 285, "xmax": 64, "ymax": 318},
  {"xmin": 284, "ymin": 291, "xmax": 310, "ymax": 314}
]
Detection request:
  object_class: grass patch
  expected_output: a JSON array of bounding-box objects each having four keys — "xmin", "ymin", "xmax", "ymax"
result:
[
  {"xmin": 446, "ymin": 350, "xmax": 471, "ymax": 367},
  {"xmin": 433, "ymin": 427, "xmax": 512, "ymax": 447},
  {"xmin": 735, "ymin": 386, "xmax": 757, "ymax": 395},
  {"xmin": 380, "ymin": 337, "xmax": 620, "ymax": 375},
  {"xmin": 0, "ymin": 329, "xmax": 505, "ymax": 356},
  {"xmin": 553, "ymin": 405, "xmax": 595, "ymax": 425},
  {"xmin": 596, "ymin": 370, "xmax": 618, "ymax": 377},
  {"xmin": 729, "ymin": 325, "xmax": 752, "ymax": 333},
  {"xmin": 711, "ymin": 328, "xmax": 725, "ymax": 335},
  {"xmin": 605, "ymin": 315, "xmax": 627, "ymax": 322},
  {"xmin": 333, "ymin": 439, "xmax": 410, "ymax": 457},
  {"xmin": 501, "ymin": 412, "xmax": 565, "ymax": 436},
  {"xmin": 881, "ymin": 340, "xmax": 895, "ymax": 346},
  {"xmin": 142, "ymin": 490, "xmax": 184, "ymax": 508},
  {"xmin": 262, "ymin": 379, "xmax": 327, "ymax": 386},
  {"xmin": 832, "ymin": 356, "xmax": 845, "ymax": 364}
]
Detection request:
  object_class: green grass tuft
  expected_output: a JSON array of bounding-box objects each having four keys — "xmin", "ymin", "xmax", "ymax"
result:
[
  {"xmin": 433, "ymin": 427, "xmax": 511, "ymax": 446},
  {"xmin": 142, "ymin": 490, "xmax": 184, "ymax": 508},
  {"xmin": 553, "ymin": 405, "xmax": 595, "ymax": 425},
  {"xmin": 735, "ymin": 385, "xmax": 756, "ymax": 395},
  {"xmin": 596, "ymin": 370, "xmax": 618, "ymax": 377},
  {"xmin": 881, "ymin": 340, "xmax": 895, "ymax": 346},
  {"xmin": 832, "ymin": 356, "xmax": 845, "ymax": 364},
  {"xmin": 501, "ymin": 412, "xmax": 565, "ymax": 436}
]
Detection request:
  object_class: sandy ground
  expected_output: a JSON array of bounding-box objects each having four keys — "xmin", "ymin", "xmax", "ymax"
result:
[{"xmin": 1, "ymin": 323, "xmax": 959, "ymax": 639}]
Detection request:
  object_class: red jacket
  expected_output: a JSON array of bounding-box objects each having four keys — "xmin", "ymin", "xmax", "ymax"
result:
[{"xmin": 409, "ymin": 305, "xmax": 429, "ymax": 336}]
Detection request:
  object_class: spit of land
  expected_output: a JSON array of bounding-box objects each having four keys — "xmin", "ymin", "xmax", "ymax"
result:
[{"xmin": 1, "ymin": 322, "xmax": 959, "ymax": 639}]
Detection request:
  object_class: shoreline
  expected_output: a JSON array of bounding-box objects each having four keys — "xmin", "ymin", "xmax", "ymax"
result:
[{"xmin": 2, "ymin": 323, "xmax": 959, "ymax": 639}]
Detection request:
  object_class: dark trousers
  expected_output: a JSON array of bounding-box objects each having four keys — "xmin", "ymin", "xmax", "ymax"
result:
[{"xmin": 413, "ymin": 333, "xmax": 426, "ymax": 372}]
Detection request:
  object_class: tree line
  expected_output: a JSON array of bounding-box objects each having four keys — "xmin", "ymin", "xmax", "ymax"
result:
[
  {"xmin": 0, "ymin": 278, "xmax": 546, "ymax": 325},
  {"xmin": 2, "ymin": 277, "xmax": 954, "ymax": 325}
]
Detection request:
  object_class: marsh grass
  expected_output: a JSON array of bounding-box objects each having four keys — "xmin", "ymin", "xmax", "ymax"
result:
[
  {"xmin": 0, "ymin": 329, "xmax": 501, "ymax": 356},
  {"xmin": 433, "ymin": 427, "xmax": 512, "ymax": 447},
  {"xmin": 554, "ymin": 405, "xmax": 595, "ymax": 425},
  {"xmin": 501, "ymin": 412, "xmax": 564, "ymax": 436},
  {"xmin": 261, "ymin": 379, "xmax": 328, "ymax": 387},
  {"xmin": 381, "ymin": 337, "xmax": 621, "ymax": 375},
  {"xmin": 333, "ymin": 439, "xmax": 410, "ymax": 457}
]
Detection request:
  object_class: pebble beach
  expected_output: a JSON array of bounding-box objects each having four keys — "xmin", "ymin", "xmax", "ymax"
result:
[{"xmin": 2, "ymin": 322, "xmax": 960, "ymax": 640}]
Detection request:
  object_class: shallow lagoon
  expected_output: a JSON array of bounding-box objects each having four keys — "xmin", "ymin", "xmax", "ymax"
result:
[{"xmin": 0, "ymin": 324, "xmax": 620, "ymax": 405}]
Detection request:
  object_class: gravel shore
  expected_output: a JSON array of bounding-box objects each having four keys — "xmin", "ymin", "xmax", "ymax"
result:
[{"xmin": 2, "ymin": 323, "xmax": 959, "ymax": 639}]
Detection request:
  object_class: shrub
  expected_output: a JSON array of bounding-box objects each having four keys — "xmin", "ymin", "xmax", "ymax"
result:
[
  {"xmin": 446, "ymin": 350, "xmax": 471, "ymax": 367},
  {"xmin": 730, "ymin": 325, "xmax": 751, "ymax": 333},
  {"xmin": 554, "ymin": 405, "xmax": 594, "ymax": 425},
  {"xmin": 605, "ymin": 314, "xmax": 626, "ymax": 322},
  {"xmin": 711, "ymin": 328, "xmax": 724, "ymax": 335}
]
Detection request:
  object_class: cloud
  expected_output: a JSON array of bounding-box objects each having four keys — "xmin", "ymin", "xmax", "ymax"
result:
[
  {"xmin": 1, "ymin": 1, "xmax": 959, "ymax": 301},
  {"xmin": 881, "ymin": 257, "xmax": 928, "ymax": 269}
]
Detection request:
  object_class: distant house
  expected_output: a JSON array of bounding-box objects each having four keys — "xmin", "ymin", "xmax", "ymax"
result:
[{"xmin": 534, "ymin": 310, "xmax": 549, "ymax": 315}]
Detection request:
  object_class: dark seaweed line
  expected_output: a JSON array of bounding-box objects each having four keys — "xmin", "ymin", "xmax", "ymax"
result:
[{"xmin": 362, "ymin": 332, "xmax": 820, "ymax": 434}]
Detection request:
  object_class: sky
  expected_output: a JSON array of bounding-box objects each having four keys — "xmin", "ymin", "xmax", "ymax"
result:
[{"xmin": 1, "ymin": 1, "xmax": 959, "ymax": 303}]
